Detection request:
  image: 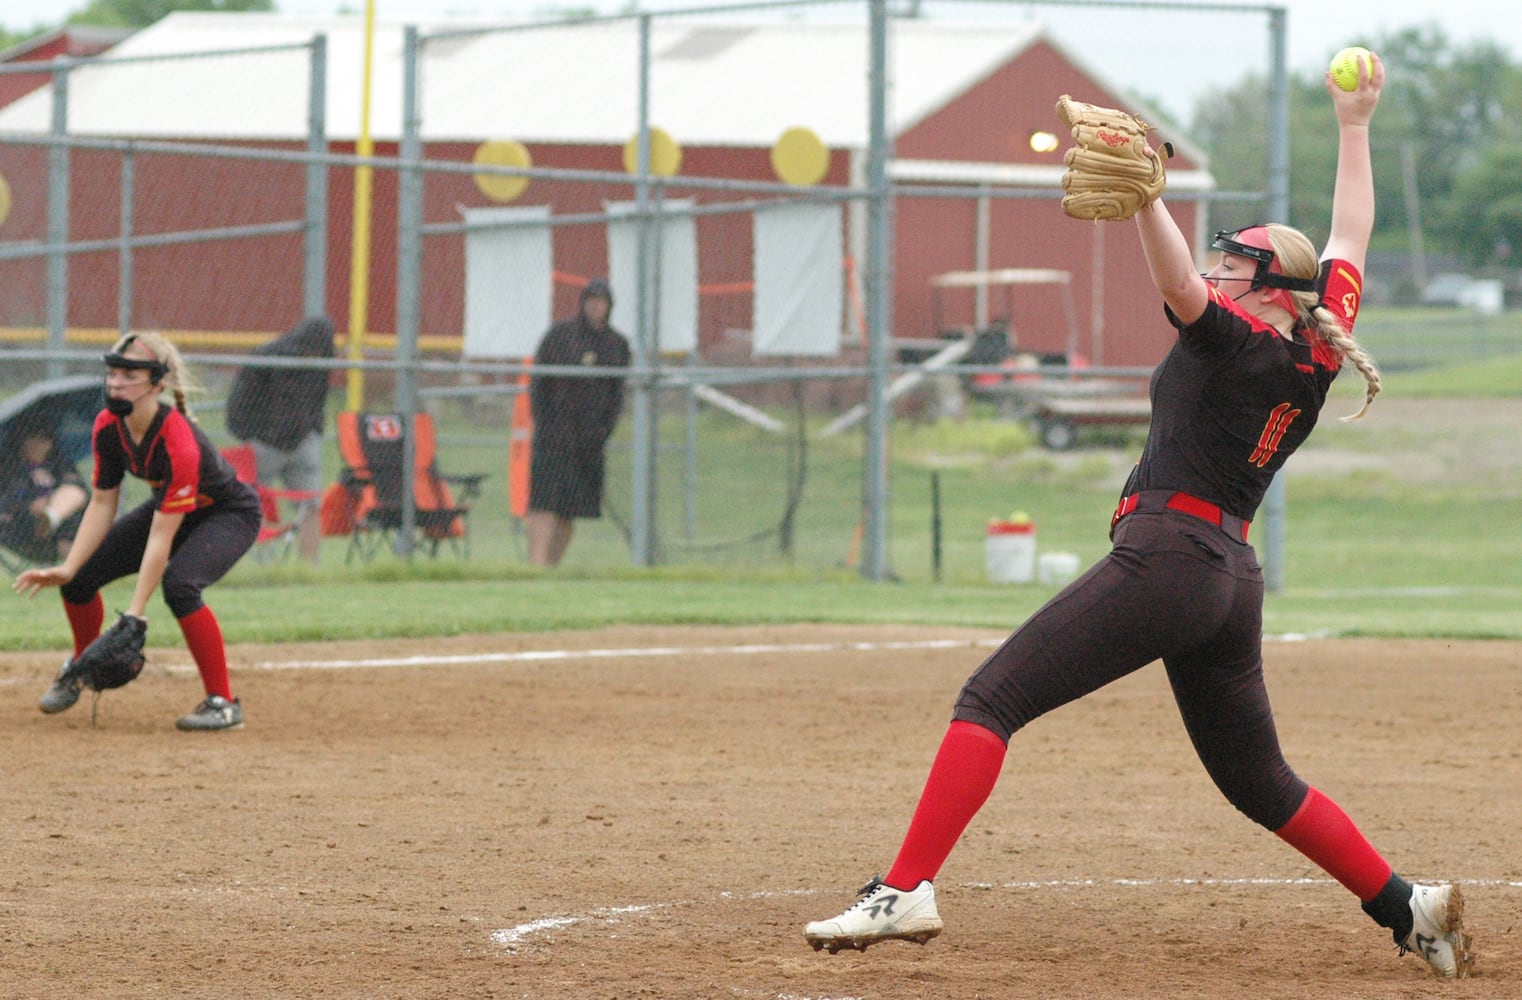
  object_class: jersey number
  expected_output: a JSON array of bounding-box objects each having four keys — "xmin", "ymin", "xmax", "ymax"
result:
[{"xmin": 1249, "ymin": 403, "xmax": 1301, "ymax": 468}]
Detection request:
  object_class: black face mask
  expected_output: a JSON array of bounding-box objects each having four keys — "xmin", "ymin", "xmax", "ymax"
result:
[{"xmin": 102, "ymin": 337, "xmax": 168, "ymax": 419}]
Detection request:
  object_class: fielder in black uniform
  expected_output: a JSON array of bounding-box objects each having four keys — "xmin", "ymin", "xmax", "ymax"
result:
[
  {"xmin": 806, "ymin": 51, "xmax": 1473, "ymax": 979},
  {"xmin": 15, "ymin": 332, "xmax": 261, "ymax": 731}
]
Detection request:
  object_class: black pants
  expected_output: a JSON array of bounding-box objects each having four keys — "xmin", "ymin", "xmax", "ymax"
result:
[
  {"xmin": 61, "ymin": 499, "xmax": 260, "ymax": 619},
  {"xmin": 953, "ymin": 508, "xmax": 1308, "ymax": 831},
  {"xmin": 528, "ymin": 444, "xmax": 606, "ymax": 519}
]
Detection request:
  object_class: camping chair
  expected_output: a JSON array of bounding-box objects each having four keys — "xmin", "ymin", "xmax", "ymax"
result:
[
  {"xmin": 334, "ymin": 411, "xmax": 485, "ymax": 562},
  {"xmin": 220, "ymin": 444, "xmax": 321, "ymax": 563}
]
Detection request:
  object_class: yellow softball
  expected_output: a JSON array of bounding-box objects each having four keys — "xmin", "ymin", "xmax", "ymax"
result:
[{"xmin": 1329, "ymin": 46, "xmax": 1371, "ymax": 92}]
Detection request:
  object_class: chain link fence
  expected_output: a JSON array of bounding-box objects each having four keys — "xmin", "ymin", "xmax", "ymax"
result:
[{"xmin": 0, "ymin": 2, "xmax": 1307, "ymax": 580}]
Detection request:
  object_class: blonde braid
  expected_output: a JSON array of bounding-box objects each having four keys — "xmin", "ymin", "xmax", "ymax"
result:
[
  {"xmin": 1274, "ymin": 272, "xmax": 1380, "ymax": 423},
  {"xmin": 1290, "ymin": 297, "xmax": 1381, "ymax": 420},
  {"xmin": 1259, "ymin": 225, "xmax": 1381, "ymax": 421},
  {"xmin": 1313, "ymin": 306, "xmax": 1380, "ymax": 420}
]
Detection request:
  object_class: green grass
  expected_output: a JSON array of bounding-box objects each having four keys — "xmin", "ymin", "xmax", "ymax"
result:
[
  {"xmin": 1, "ymin": 338, "xmax": 1517, "ymax": 649},
  {"xmin": 1357, "ymin": 306, "xmax": 1522, "ymax": 376},
  {"xmin": 1383, "ymin": 350, "xmax": 1522, "ymax": 397}
]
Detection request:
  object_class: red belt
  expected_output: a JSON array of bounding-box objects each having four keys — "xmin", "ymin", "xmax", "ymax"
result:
[{"xmin": 1111, "ymin": 490, "xmax": 1250, "ymax": 543}]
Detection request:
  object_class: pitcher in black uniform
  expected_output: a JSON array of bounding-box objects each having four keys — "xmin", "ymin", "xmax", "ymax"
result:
[
  {"xmin": 805, "ymin": 51, "xmax": 1472, "ymax": 979},
  {"xmin": 15, "ymin": 332, "xmax": 262, "ymax": 731}
]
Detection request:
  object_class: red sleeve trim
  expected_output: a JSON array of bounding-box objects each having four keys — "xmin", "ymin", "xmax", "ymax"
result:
[
  {"xmin": 1321, "ymin": 259, "xmax": 1362, "ymax": 330},
  {"xmin": 157, "ymin": 411, "xmax": 203, "ymax": 514}
]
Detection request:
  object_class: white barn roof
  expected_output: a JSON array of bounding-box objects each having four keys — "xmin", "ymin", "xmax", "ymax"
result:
[
  {"xmin": 425, "ymin": 18, "xmax": 1047, "ymax": 148},
  {"xmin": 0, "ymin": 11, "xmax": 1054, "ymax": 147}
]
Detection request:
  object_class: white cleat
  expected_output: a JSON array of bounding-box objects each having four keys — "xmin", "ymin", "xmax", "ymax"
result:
[
  {"xmin": 804, "ymin": 877, "xmax": 943, "ymax": 954},
  {"xmin": 1403, "ymin": 883, "xmax": 1473, "ymax": 979}
]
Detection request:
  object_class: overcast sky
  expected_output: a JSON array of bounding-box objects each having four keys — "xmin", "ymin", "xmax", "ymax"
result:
[{"xmin": 2, "ymin": 0, "xmax": 1518, "ymax": 119}]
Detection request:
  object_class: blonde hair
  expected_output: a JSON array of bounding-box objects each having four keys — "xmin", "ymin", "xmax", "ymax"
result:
[
  {"xmin": 109, "ymin": 331, "xmax": 202, "ymax": 418},
  {"xmin": 1263, "ymin": 223, "xmax": 1381, "ymax": 421}
]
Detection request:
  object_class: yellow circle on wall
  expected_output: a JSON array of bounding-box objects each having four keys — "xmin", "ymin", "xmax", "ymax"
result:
[
  {"xmin": 0, "ymin": 173, "xmax": 11, "ymax": 228},
  {"xmin": 473, "ymin": 140, "xmax": 532, "ymax": 202},
  {"xmin": 623, "ymin": 128, "xmax": 681, "ymax": 177},
  {"xmin": 771, "ymin": 127, "xmax": 829, "ymax": 186}
]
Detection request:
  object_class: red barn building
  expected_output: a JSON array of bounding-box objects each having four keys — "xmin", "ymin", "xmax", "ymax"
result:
[{"xmin": 0, "ymin": 11, "xmax": 1212, "ymax": 366}]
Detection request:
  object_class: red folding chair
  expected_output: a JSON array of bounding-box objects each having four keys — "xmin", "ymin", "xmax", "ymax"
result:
[{"xmin": 221, "ymin": 444, "xmax": 321, "ymax": 562}]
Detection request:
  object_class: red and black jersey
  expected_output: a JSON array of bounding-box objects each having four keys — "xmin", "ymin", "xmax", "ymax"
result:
[
  {"xmin": 91, "ymin": 404, "xmax": 259, "ymax": 516},
  {"xmin": 1120, "ymin": 259, "xmax": 1363, "ymax": 521}
]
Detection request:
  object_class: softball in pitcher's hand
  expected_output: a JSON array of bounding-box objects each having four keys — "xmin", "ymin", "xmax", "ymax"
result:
[
  {"xmin": 1055, "ymin": 94, "xmax": 1171, "ymax": 221},
  {"xmin": 1328, "ymin": 46, "xmax": 1373, "ymax": 92}
]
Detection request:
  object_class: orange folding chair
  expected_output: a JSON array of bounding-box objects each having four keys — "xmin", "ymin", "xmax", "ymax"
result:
[
  {"xmin": 221, "ymin": 444, "xmax": 321, "ymax": 563},
  {"xmin": 334, "ymin": 412, "xmax": 485, "ymax": 561}
]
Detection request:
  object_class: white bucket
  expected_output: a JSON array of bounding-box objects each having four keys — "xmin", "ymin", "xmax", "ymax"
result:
[
  {"xmin": 985, "ymin": 520, "xmax": 1036, "ymax": 584},
  {"xmin": 1038, "ymin": 551, "xmax": 1082, "ymax": 586}
]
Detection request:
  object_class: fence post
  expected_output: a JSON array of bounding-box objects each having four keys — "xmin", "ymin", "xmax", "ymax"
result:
[
  {"xmin": 861, "ymin": 0, "xmax": 893, "ymax": 581},
  {"xmin": 117, "ymin": 150, "xmax": 133, "ymax": 339},
  {"xmin": 304, "ymin": 33, "xmax": 329, "ymax": 319},
  {"xmin": 46, "ymin": 59, "xmax": 69, "ymax": 380},
  {"xmin": 395, "ymin": 24, "xmax": 424, "ymax": 557},
  {"xmin": 628, "ymin": 12, "xmax": 658, "ymax": 566},
  {"xmin": 1261, "ymin": 4, "xmax": 1290, "ymax": 593}
]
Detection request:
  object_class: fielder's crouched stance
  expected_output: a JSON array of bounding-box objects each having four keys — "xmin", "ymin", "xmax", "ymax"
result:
[
  {"xmin": 806, "ymin": 52, "xmax": 1474, "ymax": 979},
  {"xmin": 14, "ymin": 333, "xmax": 261, "ymax": 732}
]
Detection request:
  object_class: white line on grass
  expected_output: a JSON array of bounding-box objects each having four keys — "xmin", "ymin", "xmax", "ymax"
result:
[
  {"xmin": 250, "ymin": 637, "xmax": 1007, "ymax": 671},
  {"xmin": 131, "ymin": 630, "xmax": 1378, "ymax": 678},
  {"xmin": 187, "ymin": 631, "xmax": 1350, "ymax": 674}
]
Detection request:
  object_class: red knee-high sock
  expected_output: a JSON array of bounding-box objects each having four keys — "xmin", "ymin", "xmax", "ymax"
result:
[
  {"xmin": 1274, "ymin": 786, "xmax": 1392, "ymax": 901},
  {"xmin": 884, "ymin": 720, "xmax": 1008, "ymax": 890},
  {"xmin": 63, "ymin": 595, "xmax": 105, "ymax": 657},
  {"xmin": 177, "ymin": 605, "xmax": 234, "ymax": 700}
]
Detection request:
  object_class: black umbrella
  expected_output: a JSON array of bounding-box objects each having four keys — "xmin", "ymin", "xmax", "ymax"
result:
[
  {"xmin": 0, "ymin": 374, "xmax": 104, "ymax": 472},
  {"xmin": 0, "ymin": 375, "xmax": 103, "ymax": 569}
]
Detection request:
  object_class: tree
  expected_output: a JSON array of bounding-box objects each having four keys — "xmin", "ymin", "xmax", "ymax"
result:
[
  {"xmin": 1412, "ymin": 36, "xmax": 1522, "ymax": 264},
  {"xmin": 66, "ymin": 0, "xmax": 273, "ymax": 29},
  {"xmin": 1444, "ymin": 145, "xmax": 1522, "ymax": 268},
  {"xmin": 1189, "ymin": 24, "xmax": 1522, "ymax": 273},
  {"xmin": 1188, "ymin": 72, "xmax": 1343, "ymax": 246}
]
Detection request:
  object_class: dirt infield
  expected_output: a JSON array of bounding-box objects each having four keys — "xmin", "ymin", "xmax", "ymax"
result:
[{"xmin": 2, "ymin": 625, "xmax": 1518, "ymax": 999}]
